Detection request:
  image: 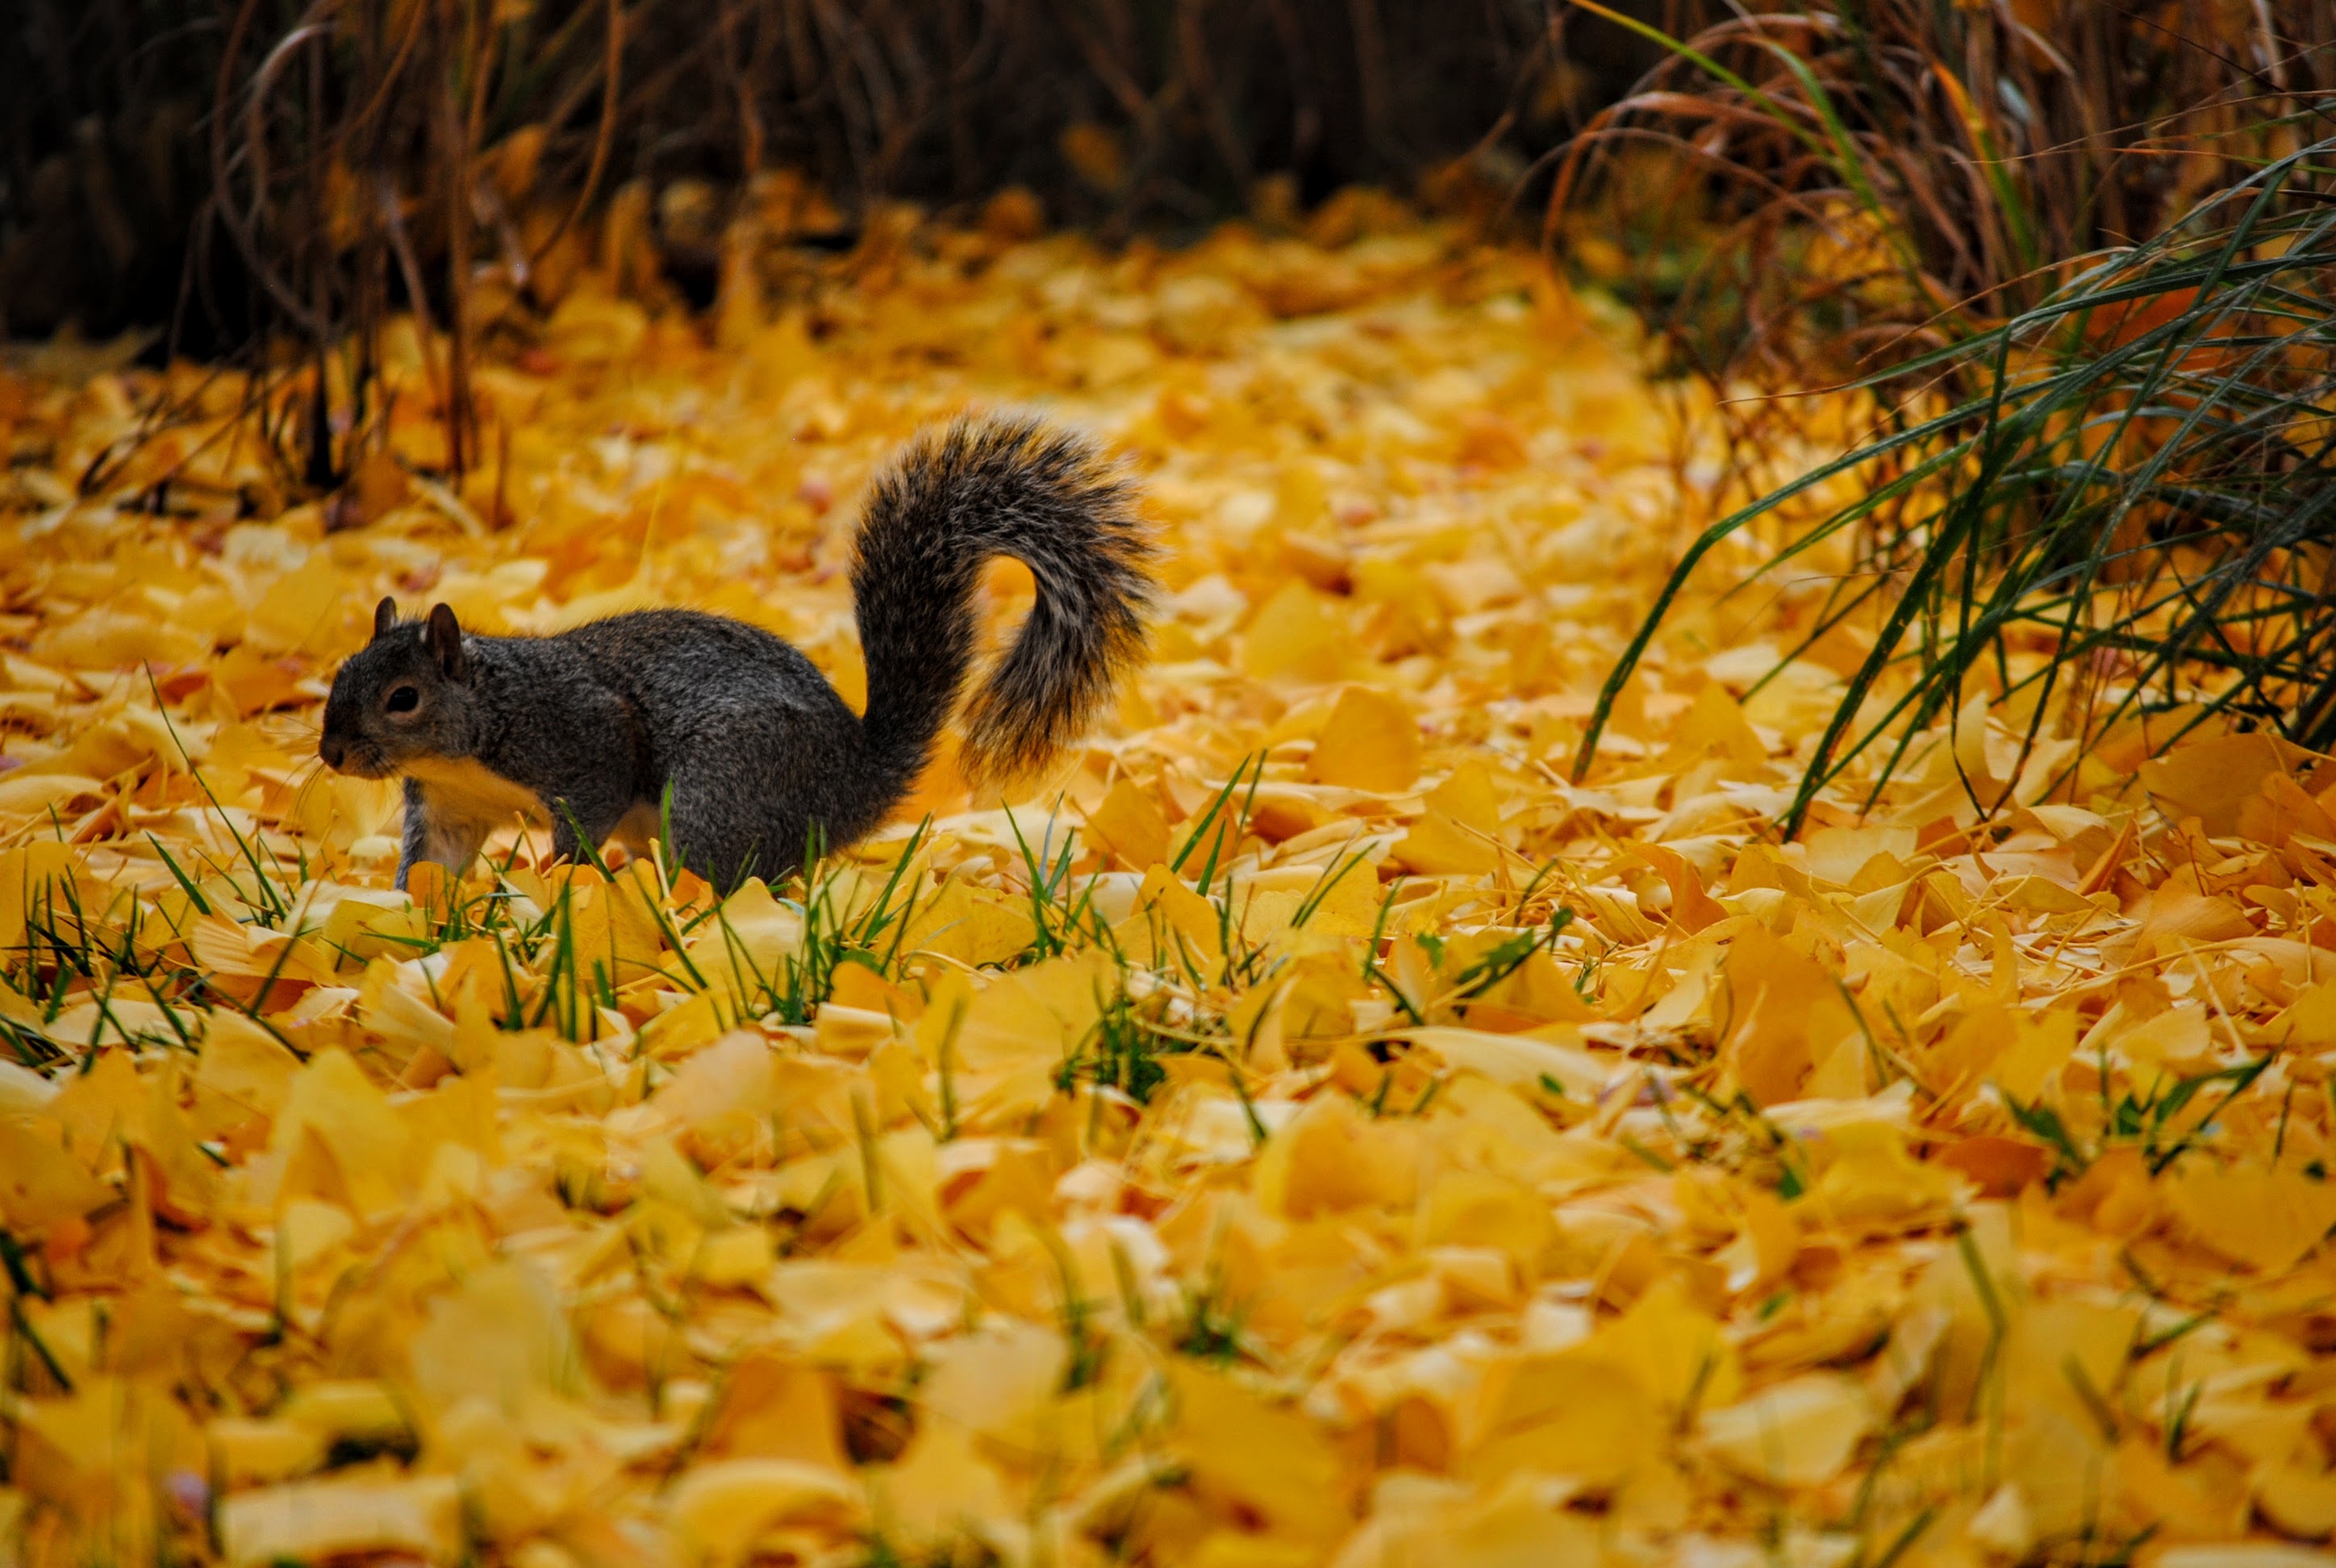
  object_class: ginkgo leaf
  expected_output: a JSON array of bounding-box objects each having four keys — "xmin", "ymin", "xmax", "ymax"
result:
[{"xmin": 1308, "ymin": 686, "xmax": 1421, "ymax": 793}]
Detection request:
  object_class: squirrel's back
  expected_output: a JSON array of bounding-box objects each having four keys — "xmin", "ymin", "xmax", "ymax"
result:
[{"xmin": 560, "ymin": 608, "xmax": 848, "ymax": 727}]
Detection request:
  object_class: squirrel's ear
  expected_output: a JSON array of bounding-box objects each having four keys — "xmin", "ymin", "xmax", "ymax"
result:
[
  {"xmin": 423, "ymin": 603, "xmax": 469, "ymax": 682},
  {"xmin": 373, "ymin": 597, "xmax": 398, "ymax": 641}
]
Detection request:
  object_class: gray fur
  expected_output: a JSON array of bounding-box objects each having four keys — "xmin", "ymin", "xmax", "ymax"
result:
[{"xmin": 319, "ymin": 414, "xmax": 1157, "ymax": 894}]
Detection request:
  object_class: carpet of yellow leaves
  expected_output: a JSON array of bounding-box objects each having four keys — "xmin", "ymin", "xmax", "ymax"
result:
[{"xmin": 6, "ymin": 198, "xmax": 2336, "ymax": 1568}]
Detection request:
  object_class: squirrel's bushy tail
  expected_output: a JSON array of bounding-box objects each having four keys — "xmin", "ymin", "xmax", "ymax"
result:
[{"xmin": 850, "ymin": 413, "xmax": 1157, "ymax": 791}]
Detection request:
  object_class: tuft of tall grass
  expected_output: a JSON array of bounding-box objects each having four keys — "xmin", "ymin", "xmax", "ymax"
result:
[
  {"xmin": 1579, "ymin": 126, "xmax": 2336, "ymax": 828},
  {"xmin": 1552, "ymin": 1, "xmax": 2336, "ymax": 388}
]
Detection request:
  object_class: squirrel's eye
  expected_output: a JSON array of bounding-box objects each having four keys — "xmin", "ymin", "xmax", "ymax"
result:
[{"xmin": 384, "ymin": 685, "xmax": 420, "ymax": 714}]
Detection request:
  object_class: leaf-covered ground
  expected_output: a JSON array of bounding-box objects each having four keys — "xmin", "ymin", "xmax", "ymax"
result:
[{"xmin": 6, "ymin": 198, "xmax": 2336, "ymax": 1568}]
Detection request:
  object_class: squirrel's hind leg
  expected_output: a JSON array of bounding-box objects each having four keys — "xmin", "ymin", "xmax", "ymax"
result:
[
  {"xmin": 658, "ymin": 757, "xmax": 816, "ymax": 895},
  {"xmin": 548, "ymin": 791, "xmax": 641, "ymax": 871}
]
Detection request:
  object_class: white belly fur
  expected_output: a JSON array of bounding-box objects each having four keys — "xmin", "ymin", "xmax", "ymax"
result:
[{"xmin": 404, "ymin": 755, "xmax": 548, "ymax": 828}]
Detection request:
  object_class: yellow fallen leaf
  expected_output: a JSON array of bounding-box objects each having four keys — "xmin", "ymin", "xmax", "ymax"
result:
[
  {"xmin": 1254, "ymin": 1093, "xmax": 1417, "ymax": 1219},
  {"xmin": 664, "ymin": 1457, "xmax": 865, "ymax": 1567},
  {"xmin": 2255, "ymin": 1460, "xmax": 2336, "ymax": 1541},
  {"xmin": 2151, "ymin": 1549, "xmax": 2336, "ymax": 1568},
  {"xmin": 2127, "ymin": 880, "xmax": 2254, "ymax": 957},
  {"xmin": 206, "ymin": 1417, "xmax": 327, "ymax": 1488},
  {"xmin": 868, "ymin": 1420, "xmax": 1012, "ymax": 1544},
  {"xmin": 1083, "ymin": 776, "xmax": 1170, "ymax": 869},
  {"xmin": 904, "ymin": 878, "xmax": 1037, "ymax": 966},
  {"xmin": 1129, "ymin": 862, "xmax": 1225, "ymax": 966},
  {"xmin": 1588, "ymin": 1275, "xmax": 1743, "ymax": 1412},
  {"xmin": 0, "ymin": 1057, "xmax": 58, "ymax": 1117},
  {"xmin": 1396, "ymin": 1026, "xmax": 1613, "ymax": 1098},
  {"xmin": 1423, "ymin": 1166, "xmax": 1554, "ymax": 1271},
  {"xmin": 1629, "ymin": 840, "xmax": 1727, "ymax": 933},
  {"xmin": 1308, "ymin": 686, "xmax": 1420, "ymax": 792},
  {"xmin": 683, "ymin": 876, "xmax": 805, "ymax": 1006},
  {"xmin": 262, "ymin": 1045, "xmax": 417, "ymax": 1220},
  {"xmin": 640, "ymin": 990, "xmax": 724, "ymax": 1058},
  {"xmin": 1698, "ymin": 1372, "xmax": 1874, "ymax": 1487},
  {"xmin": 1666, "ymin": 682, "xmax": 1768, "ymax": 769},
  {"xmin": 43, "ymin": 1045, "xmax": 148, "ymax": 1166},
  {"xmin": 218, "ymin": 1474, "xmax": 461, "ymax": 1567},
  {"xmin": 1171, "ymin": 1363, "xmax": 1349, "ymax": 1541},
  {"xmin": 277, "ymin": 1380, "xmax": 411, "ymax": 1447},
  {"xmin": 0, "ymin": 1120, "xmax": 110, "ymax": 1231},
  {"xmin": 407, "ymin": 1260, "xmax": 574, "ymax": 1416},
  {"xmin": 699, "ymin": 1350, "xmax": 849, "ymax": 1468},
  {"xmin": 1992, "ymin": 1007, "xmax": 2077, "ymax": 1099},
  {"xmin": 1391, "ymin": 810, "xmax": 1499, "ymax": 877},
  {"xmin": 0, "ymin": 772, "xmax": 105, "ymax": 827},
  {"xmin": 1426, "ymin": 761, "xmax": 1503, "ymax": 836},
  {"xmin": 1465, "ymin": 1353, "xmax": 1665, "ymax": 1487},
  {"xmin": 1717, "ymin": 924, "xmax": 1858, "ymax": 1107},
  {"xmin": 2167, "ymin": 1162, "xmax": 2336, "ymax": 1274},
  {"xmin": 1800, "ymin": 1120, "xmax": 1964, "ymax": 1232},
  {"xmin": 2139, "ymin": 732, "xmax": 2319, "ymax": 837},
  {"xmin": 2272, "ymin": 982, "xmax": 2336, "ymax": 1049},
  {"xmin": 194, "ymin": 1010, "xmax": 303, "ymax": 1123},
  {"xmin": 1237, "ymin": 857, "xmax": 1382, "ymax": 941},
  {"xmin": 1239, "ymin": 579, "xmax": 1352, "ymax": 684}
]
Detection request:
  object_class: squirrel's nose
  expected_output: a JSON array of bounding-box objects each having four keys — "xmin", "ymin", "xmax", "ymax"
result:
[{"xmin": 319, "ymin": 735, "xmax": 345, "ymax": 770}]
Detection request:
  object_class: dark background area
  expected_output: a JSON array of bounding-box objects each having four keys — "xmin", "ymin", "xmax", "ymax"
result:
[{"xmin": 0, "ymin": 0, "xmax": 1676, "ymax": 357}]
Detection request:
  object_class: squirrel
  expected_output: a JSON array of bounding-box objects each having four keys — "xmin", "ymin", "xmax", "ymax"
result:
[{"xmin": 318, "ymin": 413, "xmax": 1157, "ymax": 894}]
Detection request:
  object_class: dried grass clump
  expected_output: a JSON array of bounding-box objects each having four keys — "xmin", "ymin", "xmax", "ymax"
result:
[
  {"xmin": 1547, "ymin": 4, "xmax": 2336, "ymax": 814},
  {"xmin": 1550, "ymin": 0, "xmax": 2336, "ymax": 386}
]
